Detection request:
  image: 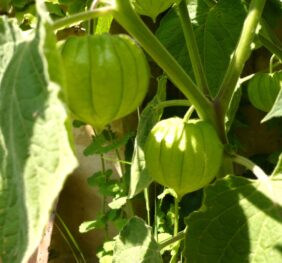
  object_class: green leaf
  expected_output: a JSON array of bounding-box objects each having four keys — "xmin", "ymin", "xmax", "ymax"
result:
[
  {"xmin": 0, "ymin": 0, "xmax": 11, "ymax": 13},
  {"xmin": 87, "ymin": 170, "xmax": 113, "ymax": 187},
  {"xmin": 45, "ymin": 2, "xmax": 65, "ymax": 18},
  {"xmin": 128, "ymin": 76, "xmax": 166, "ymax": 198},
  {"xmin": 156, "ymin": 0, "xmax": 246, "ymax": 96},
  {"xmin": 262, "ymin": 83, "xmax": 282, "ymax": 122},
  {"xmin": 84, "ymin": 131, "xmax": 134, "ymax": 156},
  {"xmin": 113, "ymin": 217, "xmax": 163, "ymax": 263},
  {"xmin": 79, "ymin": 219, "xmax": 104, "ymax": 233},
  {"xmin": 184, "ymin": 175, "xmax": 282, "ymax": 263},
  {"xmin": 272, "ymin": 153, "xmax": 282, "ymax": 178},
  {"xmin": 0, "ymin": 4, "xmax": 77, "ymax": 262},
  {"xmin": 80, "ymin": 210, "xmax": 120, "ymax": 233},
  {"xmin": 0, "ymin": 17, "xmax": 24, "ymax": 80},
  {"xmin": 262, "ymin": 0, "xmax": 282, "ymax": 28},
  {"xmin": 58, "ymin": 0, "xmax": 87, "ymax": 14},
  {"xmin": 11, "ymin": 0, "xmax": 33, "ymax": 9},
  {"xmin": 108, "ymin": 196, "xmax": 127, "ymax": 209}
]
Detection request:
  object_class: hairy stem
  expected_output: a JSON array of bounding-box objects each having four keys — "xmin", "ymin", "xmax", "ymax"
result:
[{"xmin": 177, "ymin": 0, "xmax": 210, "ymax": 97}]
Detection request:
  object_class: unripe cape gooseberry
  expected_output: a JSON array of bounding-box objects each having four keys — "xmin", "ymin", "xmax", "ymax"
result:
[
  {"xmin": 145, "ymin": 117, "xmax": 223, "ymax": 198},
  {"xmin": 61, "ymin": 33, "xmax": 150, "ymax": 131}
]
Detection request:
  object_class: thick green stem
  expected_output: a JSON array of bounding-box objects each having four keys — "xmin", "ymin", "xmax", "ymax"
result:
[
  {"xmin": 177, "ymin": 0, "xmax": 210, "ymax": 97},
  {"xmin": 215, "ymin": 0, "xmax": 266, "ymax": 114},
  {"xmin": 112, "ymin": 0, "xmax": 215, "ymax": 123}
]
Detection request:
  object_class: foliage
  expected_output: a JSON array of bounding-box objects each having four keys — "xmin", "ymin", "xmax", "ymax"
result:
[{"xmin": 0, "ymin": 0, "xmax": 282, "ymax": 262}]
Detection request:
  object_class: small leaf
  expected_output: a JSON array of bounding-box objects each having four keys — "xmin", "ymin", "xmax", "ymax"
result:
[
  {"xmin": 109, "ymin": 196, "xmax": 128, "ymax": 209},
  {"xmin": 129, "ymin": 76, "xmax": 166, "ymax": 198},
  {"xmin": 84, "ymin": 132, "xmax": 134, "ymax": 156},
  {"xmin": 272, "ymin": 153, "xmax": 282, "ymax": 178},
  {"xmin": 113, "ymin": 217, "xmax": 163, "ymax": 263},
  {"xmin": 184, "ymin": 175, "xmax": 282, "ymax": 263},
  {"xmin": 79, "ymin": 220, "xmax": 104, "ymax": 233},
  {"xmin": 87, "ymin": 170, "xmax": 113, "ymax": 187}
]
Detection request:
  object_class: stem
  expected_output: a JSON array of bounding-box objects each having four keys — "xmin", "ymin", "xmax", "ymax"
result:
[
  {"xmin": 56, "ymin": 213, "xmax": 87, "ymax": 262},
  {"xmin": 231, "ymin": 154, "xmax": 273, "ymax": 194},
  {"xmin": 170, "ymin": 198, "xmax": 180, "ymax": 263},
  {"xmin": 112, "ymin": 0, "xmax": 215, "ymax": 123},
  {"xmin": 52, "ymin": 7, "xmax": 114, "ymax": 30},
  {"xmin": 54, "ymin": 222, "xmax": 81, "ymax": 263},
  {"xmin": 177, "ymin": 0, "xmax": 210, "ymax": 97},
  {"xmin": 144, "ymin": 188, "xmax": 151, "ymax": 225},
  {"xmin": 239, "ymin": 60, "xmax": 282, "ymax": 85},
  {"xmin": 269, "ymin": 54, "xmax": 276, "ymax": 74},
  {"xmin": 183, "ymin": 106, "xmax": 195, "ymax": 122},
  {"xmin": 159, "ymin": 231, "xmax": 185, "ymax": 250},
  {"xmin": 100, "ymin": 154, "xmax": 109, "ymax": 240},
  {"xmin": 107, "ymin": 128, "xmax": 134, "ymax": 218},
  {"xmin": 173, "ymin": 198, "xmax": 179, "ymax": 237},
  {"xmin": 155, "ymin": 100, "xmax": 191, "ymax": 110},
  {"xmin": 88, "ymin": 0, "xmax": 99, "ymax": 34},
  {"xmin": 101, "ymin": 156, "xmax": 132, "ymax": 165},
  {"xmin": 215, "ymin": 0, "xmax": 266, "ymax": 113}
]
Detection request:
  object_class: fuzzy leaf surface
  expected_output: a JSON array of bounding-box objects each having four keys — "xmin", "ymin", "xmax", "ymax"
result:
[
  {"xmin": 184, "ymin": 175, "xmax": 282, "ymax": 263},
  {"xmin": 113, "ymin": 217, "xmax": 162, "ymax": 263},
  {"xmin": 0, "ymin": 5, "xmax": 77, "ymax": 262}
]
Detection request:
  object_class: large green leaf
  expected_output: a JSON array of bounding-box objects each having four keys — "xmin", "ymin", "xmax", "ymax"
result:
[
  {"xmin": 184, "ymin": 175, "xmax": 282, "ymax": 263},
  {"xmin": 156, "ymin": 0, "xmax": 246, "ymax": 96},
  {"xmin": 113, "ymin": 216, "xmax": 163, "ymax": 263},
  {"xmin": 0, "ymin": 4, "xmax": 78, "ymax": 263}
]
